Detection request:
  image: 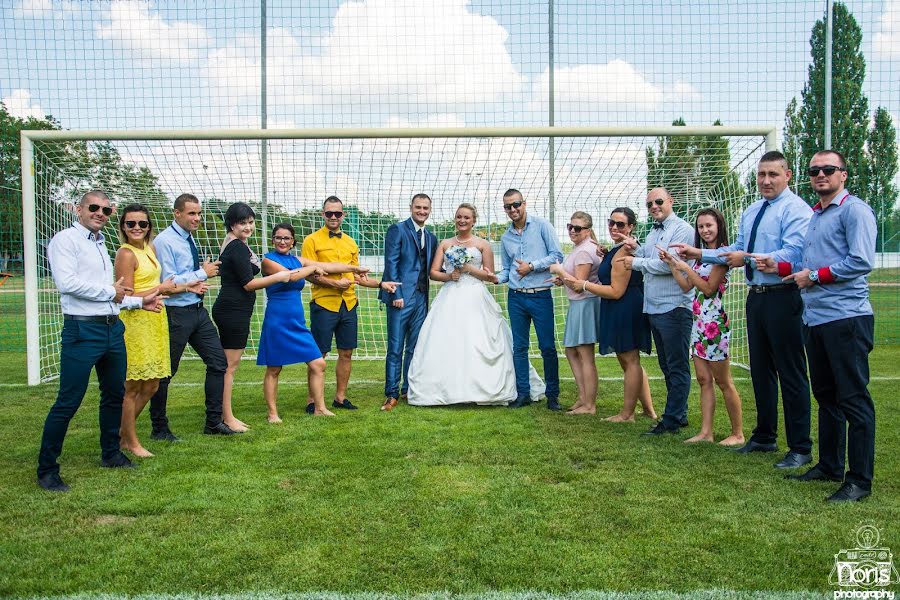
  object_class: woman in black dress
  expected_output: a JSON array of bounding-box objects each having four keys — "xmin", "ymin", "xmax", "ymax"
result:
[{"xmin": 212, "ymin": 202, "xmax": 292, "ymax": 432}]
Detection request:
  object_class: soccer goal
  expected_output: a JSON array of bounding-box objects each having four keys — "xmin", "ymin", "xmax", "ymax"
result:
[{"xmin": 21, "ymin": 126, "xmax": 776, "ymax": 385}]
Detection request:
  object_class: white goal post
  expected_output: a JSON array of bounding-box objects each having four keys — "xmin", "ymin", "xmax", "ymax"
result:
[{"xmin": 22, "ymin": 125, "xmax": 777, "ymax": 385}]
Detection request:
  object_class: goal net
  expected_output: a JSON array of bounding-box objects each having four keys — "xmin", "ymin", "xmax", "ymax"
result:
[{"xmin": 22, "ymin": 127, "xmax": 774, "ymax": 384}]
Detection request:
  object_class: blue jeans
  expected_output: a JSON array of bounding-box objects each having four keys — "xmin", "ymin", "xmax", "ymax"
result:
[
  {"xmin": 38, "ymin": 319, "xmax": 127, "ymax": 477},
  {"xmin": 508, "ymin": 289, "xmax": 559, "ymax": 400},
  {"xmin": 384, "ymin": 291, "xmax": 428, "ymax": 398},
  {"xmin": 648, "ymin": 308, "xmax": 692, "ymax": 428}
]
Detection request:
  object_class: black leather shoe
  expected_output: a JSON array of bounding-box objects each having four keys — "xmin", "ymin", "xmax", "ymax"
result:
[
  {"xmin": 508, "ymin": 397, "xmax": 531, "ymax": 408},
  {"xmin": 151, "ymin": 429, "xmax": 179, "ymax": 442},
  {"xmin": 827, "ymin": 483, "xmax": 871, "ymax": 503},
  {"xmin": 37, "ymin": 473, "xmax": 69, "ymax": 492},
  {"xmin": 733, "ymin": 440, "xmax": 778, "ymax": 454},
  {"xmin": 786, "ymin": 466, "xmax": 843, "ymax": 482},
  {"xmin": 642, "ymin": 422, "xmax": 679, "ymax": 436},
  {"xmin": 546, "ymin": 397, "xmax": 563, "ymax": 411},
  {"xmin": 203, "ymin": 422, "xmax": 238, "ymax": 435},
  {"xmin": 305, "ymin": 403, "xmax": 315, "ymax": 415},
  {"xmin": 100, "ymin": 452, "xmax": 135, "ymax": 468},
  {"xmin": 774, "ymin": 451, "xmax": 813, "ymax": 469},
  {"xmin": 332, "ymin": 399, "xmax": 358, "ymax": 410}
]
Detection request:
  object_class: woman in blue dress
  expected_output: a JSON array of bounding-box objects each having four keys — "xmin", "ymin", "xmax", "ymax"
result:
[{"xmin": 258, "ymin": 223, "xmax": 370, "ymax": 420}]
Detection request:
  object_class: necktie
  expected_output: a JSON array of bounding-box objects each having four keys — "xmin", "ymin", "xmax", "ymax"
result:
[
  {"xmin": 652, "ymin": 222, "xmax": 664, "ymax": 230},
  {"xmin": 419, "ymin": 227, "xmax": 425, "ymax": 249},
  {"xmin": 187, "ymin": 234, "xmax": 200, "ymax": 271},
  {"xmin": 745, "ymin": 201, "xmax": 770, "ymax": 281},
  {"xmin": 329, "ymin": 231, "xmax": 342, "ymax": 239}
]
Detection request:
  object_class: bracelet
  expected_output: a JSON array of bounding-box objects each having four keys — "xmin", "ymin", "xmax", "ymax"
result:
[{"xmin": 581, "ymin": 280, "xmax": 588, "ymax": 293}]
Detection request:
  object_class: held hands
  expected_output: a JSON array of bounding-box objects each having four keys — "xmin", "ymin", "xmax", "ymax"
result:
[
  {"xmin": 141, "ymin": 290, "xmax": 164, "ymax": 312},
  {"xmin": 112, "ymin": 277, "xmax": 133, "ymax": 303},
  {"xmin": 274, "ymin": 269, "xmax": 293, "ymax": 283},
  {"xmin": 157, "ymin": 276, "xmax": 177, "ymax": 296},
  {"xmin": 333, "ymin": 277, "xmax": 353, "ymax": 290},
  {"xmin": 754, "ymin": 255, "xmax": 778, "ymax": 274},
  {"xmin": 514, "ymin": 259, "xmax": 533, "ymax": 277},
  {"xmin": 783, "ymin": 268, "xmax": 815, "ymax": 289},
  {"xmin": 202, "ymin": 259, "xmax": 221, "ymax": 278},
  {"xmin": 186, "ymin": 280, "xmax": 209, "ymax": 295},
  {"xmin": 448, "ymin": 269, "xmax": 461, "ymax": 282},
  {"xmin": 719, "ymin": 251, "xmax": 749, "ymax": 269}
]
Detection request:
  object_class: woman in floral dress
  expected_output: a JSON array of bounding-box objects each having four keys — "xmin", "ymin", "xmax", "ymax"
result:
[{"xmin": 659, "ymin": 208, "xmax": 743, "ymax": 446}]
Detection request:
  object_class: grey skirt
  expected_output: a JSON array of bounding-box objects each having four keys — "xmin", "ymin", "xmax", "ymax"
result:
[{"xmin": 563, "ymin": 297, "xmax": 602, "ymax": 348}]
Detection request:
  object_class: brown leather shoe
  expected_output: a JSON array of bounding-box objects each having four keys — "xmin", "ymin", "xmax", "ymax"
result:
[{"xmin": 381, "ymin": 397, "xmax": 399, "ymax": 412}]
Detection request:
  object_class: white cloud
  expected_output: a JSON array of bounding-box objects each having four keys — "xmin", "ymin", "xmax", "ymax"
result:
[
  {"xmin": 535, "ymin": 60, "xmax": 662, "ymax": 110},
  {"xmin": 97, "ymin": 1, "xmax": 210, "ymax": 64},
  {"xmin": 874, "ymin": 0, "xmax": 900, "ymax": 57},
  {"xmin": 672, "ymin": 81, "xmax": 701, "ymax": 101},
  {"xmin": 2, "ymin": 89, "xmax": 45, "ymax": 120}
]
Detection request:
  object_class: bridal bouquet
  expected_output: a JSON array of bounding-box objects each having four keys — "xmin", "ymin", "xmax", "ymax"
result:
[{"xmin": 445, "ymin": 246, "xmax": 472, "ymax": 271}]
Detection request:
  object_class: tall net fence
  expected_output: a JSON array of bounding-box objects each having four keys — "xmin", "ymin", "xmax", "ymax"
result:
[{"xmin": 26, "ymin": 131, "xmax": 767, "ymax": 382}]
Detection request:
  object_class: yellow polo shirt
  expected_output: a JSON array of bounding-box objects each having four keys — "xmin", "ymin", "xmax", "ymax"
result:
[{"xmin": 300, "ymin": 226, "xmax": 359, "ymax": 312}]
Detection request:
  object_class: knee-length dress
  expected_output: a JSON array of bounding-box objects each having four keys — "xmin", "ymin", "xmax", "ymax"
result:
[
  {"xmin": 597, "ymin": 244, "xmax": 651, "ymax": 355},
  {"xmin": 119, "ymin": 242, "xmax": 171, "ymax": 380},
  {"xmin": 690, "ymin": 261, "xmax": 731, "ymax": 361},
  {"xmin": 256, "ymin": 251, "xmax": 322, "ymax": 367}
]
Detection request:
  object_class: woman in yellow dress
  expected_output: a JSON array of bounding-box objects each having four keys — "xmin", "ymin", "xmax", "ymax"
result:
[{"xmin": 114, "ymin": 204, "xmax": 201, "ymax": 457}]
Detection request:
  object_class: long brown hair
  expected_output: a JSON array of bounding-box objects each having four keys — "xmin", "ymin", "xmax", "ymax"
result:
[{"xmin": 694, "ymin": 208, "xmax": 728, "ymax": 249}]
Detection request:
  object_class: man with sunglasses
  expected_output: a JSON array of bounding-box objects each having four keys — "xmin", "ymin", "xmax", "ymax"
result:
[
  {"xmin": 150, "ymin": 193, "xmax": 235, "ymax": 439},
  {"xmin": 756, "ymin": 150, "xmax": 876, "ymax": 502},
  {"xmin": 37, "ymin": 190, "xmax": 164, "ymax": 492},
  {"xmin": 620, "ymin": 188, "xmax": 695, "ymax": 435},
  {"xmin": 301, "ymin": 196, "xmax": 364, "ymax": 411},
  {"xmin": 671, "ymin": 150, "xmax": 813, "ymax": 468},
  {"xmin": 497, "ymin": 189, "xmax": 564, "ymax": 410}
]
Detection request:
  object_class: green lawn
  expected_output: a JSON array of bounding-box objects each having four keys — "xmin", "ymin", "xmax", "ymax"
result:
[{"xmin": 0, "ymin": 343, "xmax": 898, "ymax": 598}]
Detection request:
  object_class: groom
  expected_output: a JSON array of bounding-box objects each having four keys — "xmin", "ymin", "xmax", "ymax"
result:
[
  {"xmin": 379, "ymin": 193, "xmax": 438, "ymax": 411},
  {"xmin": 497, "ymin": 189, "xmax": 564, "ymax": 410}
]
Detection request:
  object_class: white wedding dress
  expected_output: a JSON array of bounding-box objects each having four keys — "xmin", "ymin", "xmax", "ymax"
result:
[{"xmin": 407, "ymin": 246, "xmax": 546, "ymax": 406}]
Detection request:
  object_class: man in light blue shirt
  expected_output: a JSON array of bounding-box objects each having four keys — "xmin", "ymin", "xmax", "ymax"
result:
[
  {"xmin": 149, "ymin": 193, "xmax": 235, "ymax": 438},
  {"xmin": 673, "ymin": 150, "xmax": 813, "ymax": 468},
  {"xmin": 497, "ymin": 189, "xmax": 564, "ymax": 409},
  {"xmin": 621, "ymin": 187, "xmax": 695, "ymax": 434}
]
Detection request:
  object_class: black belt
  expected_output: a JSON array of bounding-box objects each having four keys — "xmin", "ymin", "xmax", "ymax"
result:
[
  {"xmin": 748, "ymin": 283, "xmax": 798, "ymax": 294},
  {"xmin": 169, "ymin": 301, "xmax": 203, "ymax": 309},
  {"xmin": 64, "ymin": 314, "xmax": 119, "ymax": 324}
]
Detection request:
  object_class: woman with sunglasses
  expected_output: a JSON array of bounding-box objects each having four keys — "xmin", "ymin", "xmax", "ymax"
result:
[
  {"xmin": 548, "ymin": 212, "xmax": 602, "ymax": 414},
  {"xmin": 114, "ymin": 204, "xmax": 200, "ymax": 457},
  {"xmin": 659, "ymin": 208, "xmax": 744, "ymax": 446},
  {"xmin": 257, "ymin": 223, "xmax": 373, "ymax": 420},
  {"xmin": 551, "ymin": 207, "xmax": 656, "ymax": 422}
]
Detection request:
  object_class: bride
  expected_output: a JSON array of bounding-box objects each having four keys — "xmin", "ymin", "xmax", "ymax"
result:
[{"xmin": 407, "ymin": 203, "xmax": 545, "ymax": 406}]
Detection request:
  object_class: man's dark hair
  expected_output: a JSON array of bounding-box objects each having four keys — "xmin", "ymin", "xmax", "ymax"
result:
[
  {"xmin": 323, "ymin": 196, "xmax": 343, "ymax": 209},
  {"xmin": 813, "ymin": 149, "xmax": 847, "ymax": 169},
  {"xmin": 174, "ymin": 193, "xmax": 200, "ymax": 211},
  {"xmin": 759, "ymin": 150, "xmax": 789, "ymax": 169},
  {"xmin": 411, "ymin": 193, "xmax": 431, "ymax": 205},
  {"xmin": 503, "ymin": 189, "xmax": 522, "ymax": 200},
  {"xmin": 223, "ymin": 201, "xmax": 256, "ymax": 231}
]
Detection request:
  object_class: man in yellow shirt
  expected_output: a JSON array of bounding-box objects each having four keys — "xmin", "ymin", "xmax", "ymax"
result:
[{"xmin": 301, "ymin": 196, "xmax": 364, "ymax": 411}]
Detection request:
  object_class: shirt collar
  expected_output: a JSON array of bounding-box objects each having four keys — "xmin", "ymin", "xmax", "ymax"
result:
[
  {"xmin": 508, "ymin": 214, "xmax": 534, "ymax": 233},
  {"xmin": 812, "ymin": 190, "xmax": 851, "ymax": 212},
  {"xmin": 171, "ymin": 221, "xmax": 191, "ymax": 239},
  {"xmin": 72, "ymin": 221, "xmax": 104, "ymax": 242}
]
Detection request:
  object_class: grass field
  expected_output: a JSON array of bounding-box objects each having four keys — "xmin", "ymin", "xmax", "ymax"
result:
[{"xmin": 0, "ymin": 338, "xmax": 898, "ymax": 599}]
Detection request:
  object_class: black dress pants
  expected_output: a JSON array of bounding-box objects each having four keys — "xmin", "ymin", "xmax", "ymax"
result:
[
  {"xmin": 804, "ymin": 315, "xmax": 875, "ymax": 490},
  {"xmin": 745, "ymin": 288, "xmax": 812, "ymax": 453}
]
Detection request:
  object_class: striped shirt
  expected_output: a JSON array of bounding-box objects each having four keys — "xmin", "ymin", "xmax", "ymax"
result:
[{"xmin": 632, "ymin": 213, "xmax": 695, "ymax": 314}]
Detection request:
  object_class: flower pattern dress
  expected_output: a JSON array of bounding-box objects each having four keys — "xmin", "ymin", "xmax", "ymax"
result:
[{"xmin": 690, "ymin": 261, "xmax": 730, "ymax": 362}]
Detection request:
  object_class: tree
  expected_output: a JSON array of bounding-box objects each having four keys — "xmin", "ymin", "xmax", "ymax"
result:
[
  {"xmin": 796, "ymin": 2, "xmax": 869, "ymax": 205},
  {"xmin": 867, "ymin": 107, "xmax": 899, "ymax": 251},
  {"xmin": 782, "ymin": 97, "xmax": 805, "ymax": 193}
]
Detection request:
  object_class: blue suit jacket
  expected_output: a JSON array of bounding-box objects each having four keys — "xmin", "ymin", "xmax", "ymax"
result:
[{"xmin": 379, "ymin": 217, "xmax": 438, "ymax": 305}]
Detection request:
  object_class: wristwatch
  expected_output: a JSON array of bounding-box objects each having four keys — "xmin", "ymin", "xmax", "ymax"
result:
[{"xmin": 808, "ymin": 270, "xmax": 819, "ymax": 284}]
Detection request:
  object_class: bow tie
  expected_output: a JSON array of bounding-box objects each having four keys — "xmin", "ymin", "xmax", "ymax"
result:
[
  {"xmin": 652, "ymin": 223, "xmax": 664, "ymax": 230},
  {"xmin": 329, "ymin": 231, "xmax": 343, "ymax": 238}
]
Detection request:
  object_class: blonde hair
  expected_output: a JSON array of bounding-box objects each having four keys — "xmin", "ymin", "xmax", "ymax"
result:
[
  {"xmin": 571, "ymin": 210, "xmax": 597, "ymax": 242},
  {"xmin": 456, "ymin": 202, "xmax": 478, "ymax": 220}
]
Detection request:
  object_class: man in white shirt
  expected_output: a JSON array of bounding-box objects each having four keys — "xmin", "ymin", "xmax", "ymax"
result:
[{"xmin": 37, "ymin": 190, "xmax": 162, "ymax": 492}]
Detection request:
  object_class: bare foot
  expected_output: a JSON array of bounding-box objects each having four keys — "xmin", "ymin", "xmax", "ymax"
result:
[
  {"xmin": 719, "ymin": 435, "xmax": 745, "ymax": 447},
  {"xmin": 235, "ymin": 418, "xmax": 250, "ymax": 429},
  {"xmin": 638, "ymin": 411, "xmax": 658, "ymax": 420},
  {"xmin": 684, "ymin": 434, "xmax": 714, "ymax": 443},
  {"xmin": 224, "ymin": 420, "xmax": 249, "ymax": 433},
  {"xmin": 121, "ymin": 444, "xmax": 154, "ymax": 458},
  {"xmin": 603, "ymin": 414, "xmax": 635, "ymax": 423},
  {"xmin": 314, "ymin": 408, "xmax": 336, "ymax": 417},
  {"xmin": 267, "ymin": 414, "xmax": 282, "ymax": 424},
  {"xmin": 567, "ymin": 406, "xmax": 596, "ymax": 415}
]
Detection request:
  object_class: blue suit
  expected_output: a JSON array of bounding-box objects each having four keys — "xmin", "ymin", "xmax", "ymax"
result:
[{"xmin": 379, "ymin": 218, "xmax": 438, "ymax": 399}]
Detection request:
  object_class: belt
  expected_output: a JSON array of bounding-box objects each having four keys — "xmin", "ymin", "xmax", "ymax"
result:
[
  {"xmin": 169, "ymin": 301, "xmax": 204, "ymax": 309},
  {"xmin": 512, "ymin": 287, "xmax": 552, "ymax": 294},
  {"xmin": 748, "ymin": 283, "xmax": 798, "ymax": 294},
  {"xmin": 64, "ymin": 314, "xmax": 119, "ymax": 324}
]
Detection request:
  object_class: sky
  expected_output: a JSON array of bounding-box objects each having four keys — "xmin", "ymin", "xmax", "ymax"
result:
[{"xmin": 2, "ymin": 0, "xmax": 899, "ymax": 227}]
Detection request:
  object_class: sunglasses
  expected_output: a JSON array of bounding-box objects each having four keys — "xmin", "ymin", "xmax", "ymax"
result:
[
  {"xmin": 608, "ymin": 219, "xmax": 629, "ymax": 229},
  {"xmin": 273, "ymin": 235, "xmax": 294, "ymax": 242},
  {"xmin": 567, "ymin": 223, "xmax": 589, "ymax": 233},
  {"xmin": 646, "ymin": 198, "xmax": 666, "ymax": 208},
  {"xmin": 807, "ymin": 165, "xmax": 846, "ymax": 177},
  {"xmin": 87, "ymin": 204, "xmax": 113, "ymax": 216},
  {"xmin": 324, "ymin": 211, "xmax": 344, "ymax": 218},
  {"xmin": 503, "ymin": 200, "xmax": 524, "ymax": 211},
  {"xmin": 124, "ymin": 220, "xmax": 150, "ymax": 229}
]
